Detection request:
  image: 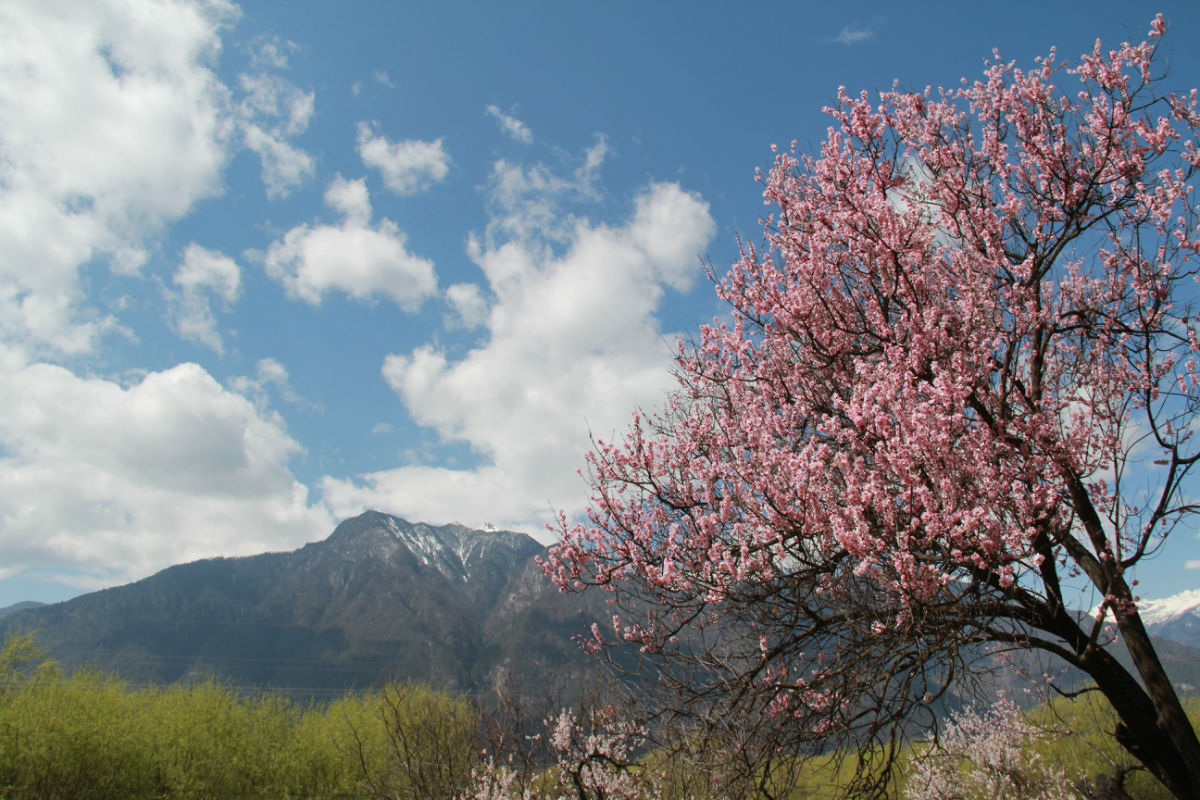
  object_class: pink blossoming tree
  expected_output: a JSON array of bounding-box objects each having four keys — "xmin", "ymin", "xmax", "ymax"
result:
[
  {"xmin": 545, "ymin": 17, "xmax": 1200, "ymax": 800},
  {"xmin": 468, "ymin": 708, "xmax": 675, "ymax": 800},
  {"xmin": 904, "ymin": 700, "xmax": 1080, "ymax": 800}
]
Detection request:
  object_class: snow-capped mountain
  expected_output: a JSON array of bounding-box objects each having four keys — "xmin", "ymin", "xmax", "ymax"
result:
[
  {"xmin": 0, "ymin": 511, "xmax": 605, "ymax": 699},
  {"xmin": 6, "ymin": 512, "xmax": 1195, "ymax": 702},
  {"xmin": 324, "ymin": 510, "xmax": 538, "ymax": 585},
  {"xmin": 1138, "ymin": 588, "xmax": 1200, "ymax": 649},
  {"xmin": 1137, "ymin": 588, "xmax": 1200, "ymax": 626}
]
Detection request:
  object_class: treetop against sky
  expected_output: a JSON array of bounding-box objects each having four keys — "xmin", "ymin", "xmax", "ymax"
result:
[
  {"xmin": 0, "ymin": 1, "xmax": 1198, "ymax": 605},
  {"xmin": 545, "ymin": 20, "xmax": 1200, "ymax": 795}
]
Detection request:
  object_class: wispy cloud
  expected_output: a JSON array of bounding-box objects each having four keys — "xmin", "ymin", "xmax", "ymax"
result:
[
  {"xmin": 484, "ymin": 135, "xmax": 609, "ymax": 243},
  {"xmin": 165, "ymin": 244, "xmax": 242, "ymax": 354},
  {"xmin": 832, "ymin": 20, "xmax": 882, "ymax": 45},
  {"xmin": 230, "ymin": 357, "xmax": 316, "ymax": 411},
  {"xmin": 236, "ymin": 42, "xmax": 316, "ymax": 199},
  {"xmin": 486, "ymin": 105, "xmax": 533, "ymax": 144},
  {"xmin": 247, "ymin": 35, "xmax": 296, "ymax": 70}
]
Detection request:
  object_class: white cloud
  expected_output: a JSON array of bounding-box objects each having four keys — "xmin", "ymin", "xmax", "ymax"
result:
[
  {"xmin": 264, "ymin": 176, "xmax": 438, "ymax": 308},
  {"xmin": 242, "ymin": 125, "xmax": 314, "ymax": 197},
  {"xmin": 445, "ymin": 283, "xmax": 488, "ymax": 329},
  {"xmin": 255, "ymin": 356, "xmax": 289, "ymax": 386},
  {"xmin": 230, "ymin": 356, "xmax": 312, "ymax": 410},
  {"xmin": 486, "ymin": 105, "xmax": 533, "ymax": 144},
  {"xmin": 166, "ymin": 243, "xmax": 242, "ymax": 353},
  {"xmin": 0, "ymin": 0, "xmax": 237, "ymax": 354},
  {"xmin": 321, "ymin": 150, "xmax": 715, "ymax": 534},
  {"xmin": 1187, "ymin": 559, "xmax": 1200, "ymax": 570},
  {"xmin": 248, "ymin": 35, "xmax": 294, "ymax": 70},
  {"xmin": 323, "ymin": 174, "xmax": 372, "ymax": 224},
  {"xmin": 236, "ymin": 67, "xmax": 315, "ymax": 198},
  {"xmin": 175, "ymin": 244, "xmax": 241, "ymax": 301},
  {"xmin": 0, "ymin": 357, "xmax": 333, "ymax": 589},
  {"xmin": 485, "ymin": 136, "xmax": 609, "ymax": 243},
  {"xmin": 832, "ymin": 21, "xmax": 881, "ymax": 45},
  {"xmin": 356, "ymin": 122, "xmax": 451, "ymax": 195}
]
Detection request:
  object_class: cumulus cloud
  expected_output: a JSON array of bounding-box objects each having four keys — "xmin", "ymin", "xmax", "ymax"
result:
[
  {"xmin": 175, "ymin": 244, "xmax": 241, "ymax": 301},
  {"xmin": 264, "ymin": 176, "xmax": 438, "ymax": 308},
  {"xmin": 445, "ymin": 283, "xmax": 489, "ymax": 329},
  {"xmin": 356, "ymin": 122, "xmax": 451, "ymax": 195},
  {"xmin": 0, "ymin": 0, "xmax": 236, "ymax": 354},
  {"xmin": 321, "ymin": 143, "xmax": 715, "ymax": 534},
  {"xmin": 323, "ymin": 175, "xmax": 372, "ymax": 224},
  {"xmin": 166, "ymin": 243, "xmax": 241, "ymax": 353},
  {"xmin": 0, "ymin": 357, "xmax": 333, "ymax": 590},
  {"xmin": 1187, "ymin": 559, "xmax": 1200, "ymax": 570},
  {"xmin": 486, "ymin": 105, "xmax": 533, "ymax": 144}
]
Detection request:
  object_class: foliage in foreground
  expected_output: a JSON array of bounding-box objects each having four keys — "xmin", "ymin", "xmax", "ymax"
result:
[
  {"xmin": 0, "ymin": 630, "xmax": 1197, "ymax": 800},
  {"xmin": 903, "ymin": 700, "xmax": 1081, "ymax": 800},
  {"xmin": 0, "ymin": 631, "xmax": 476, "ymax": 799}
]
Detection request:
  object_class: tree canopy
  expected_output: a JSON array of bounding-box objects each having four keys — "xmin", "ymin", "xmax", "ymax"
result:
[{"xmin": 545, "ymin": 16, "xmax": 1200, "ymax": 800}]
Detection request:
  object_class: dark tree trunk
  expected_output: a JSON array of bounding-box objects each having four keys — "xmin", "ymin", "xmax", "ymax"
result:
[{"xmin": 1111, "ymin": 610, "xmax": 1200, "ymax": 800}]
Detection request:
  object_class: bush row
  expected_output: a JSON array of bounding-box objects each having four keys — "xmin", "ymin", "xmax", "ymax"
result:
[
  {"xmin": 0, "ymin": 632, "xmax": 477, "ymax": 799},
  {"xmin": 0, "ymin": 630, "xmax": 1196, "ymax": 800}
]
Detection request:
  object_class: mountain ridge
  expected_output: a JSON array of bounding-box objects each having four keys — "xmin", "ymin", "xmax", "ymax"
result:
[
  {"xmin": 1139, "ymin": 587, "xmax": 1200, "ymax": 650},
  {"xmin": 2, "ymin": 515, "xmax": 1197, "ymax": 701},
  {"xmin": 0, "ymin": 511, "xmax": 602, "ymax": 699}
]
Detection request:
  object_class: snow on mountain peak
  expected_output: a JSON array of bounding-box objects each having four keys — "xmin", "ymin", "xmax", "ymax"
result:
[
  {"xmin": 325, "ymin": 511, "xmax": 542, "ymax": 586},
  {"xmin": 1136, "ymin": 588, "xmax": 1200, "ymax": 627},
  {"xmin": 379, "ymin": 516, "xmax": 469, "ymax": 582}
]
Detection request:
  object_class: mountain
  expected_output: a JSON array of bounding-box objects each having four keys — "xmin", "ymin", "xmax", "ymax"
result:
[
  {"xmin": 4, "ymin": 518, "xmax": 1196, "ymax": 704},
  {"xmin": 1139, "ymin": 588, "xmax": 1200, "ymax": 650},
  {"xmin": 0, "ymin": 511, "xmax": 604, "ymax": 700},
  {"xmin": 1085, "ymin": 588, "xmax": 1200, "ymax": 653},
  {"xmin": 0, "ymin": 601, "xmax": 43, "ymax": 620}
]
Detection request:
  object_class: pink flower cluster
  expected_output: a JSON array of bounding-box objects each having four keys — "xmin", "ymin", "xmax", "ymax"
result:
[
  {"xmin": 466, "ymin": 708, "xmax": 680, "ymax": 800},
  {"xmin": 905, "ymin": 700, "xmax": 1079, "ymax": 800}
]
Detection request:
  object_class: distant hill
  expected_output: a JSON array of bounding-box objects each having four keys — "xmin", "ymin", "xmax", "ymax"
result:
[
  {"xmin": 0, "ymin": 511, "xmax": 605, "ymax": 700},
  {"xmin": 0, "ymin": 601, "xmax": 44, "ymax": 620}
]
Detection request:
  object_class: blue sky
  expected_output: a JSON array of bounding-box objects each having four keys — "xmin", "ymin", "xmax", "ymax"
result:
[{"xmin": 2, "ymin": 1, "xmax": 1199, "ymax": 605}]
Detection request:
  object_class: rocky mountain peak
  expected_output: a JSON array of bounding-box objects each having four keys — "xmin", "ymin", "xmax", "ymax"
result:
[
  {"xmin": 322, "ymin": 510, "xmax": 542, "ymax": 585},
  {"xmin": 0, "ymin": 510, "xmax": 596, "ymax": 697}
]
